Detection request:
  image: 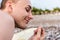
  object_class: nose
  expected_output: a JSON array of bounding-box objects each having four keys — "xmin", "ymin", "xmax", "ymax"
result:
[{"xmin": 28, "ymin": 12, "xmax": 33, "ymax": 20}]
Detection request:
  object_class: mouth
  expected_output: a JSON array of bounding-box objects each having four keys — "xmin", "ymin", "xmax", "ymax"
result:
[
  {"xmin": 25, "ymin": 20, "xmax": 29, "ymax": 24},
  {"xmin": 24, "ymin": 17, "xmax": 30, "ymax": 24}
]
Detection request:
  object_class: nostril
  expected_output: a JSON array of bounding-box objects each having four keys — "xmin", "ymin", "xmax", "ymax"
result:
[
  {"xmin": 30, "ymin": 16, "xmax": 33, "ymax": 19},
  {"xmin": 29, "ymin": 15, "xmax": 33, "ymax": 19},
  {"xmin": 29, "ymin": 17, "xmax": 33, "ymax": 20}
]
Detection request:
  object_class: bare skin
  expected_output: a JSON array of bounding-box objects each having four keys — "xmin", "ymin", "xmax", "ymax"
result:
[
  {"xmin": 29, "ymin": 27, "xmax": 45, "ymax": 40},
  {"xmin": 0, "ymin": 10, "xmax": 15, "ymax": 40}
]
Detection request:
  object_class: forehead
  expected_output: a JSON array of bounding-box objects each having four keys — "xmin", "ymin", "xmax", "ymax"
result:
[{"xmin": 16, "ymin": 0, "xmax": 31, "ymax": 6}]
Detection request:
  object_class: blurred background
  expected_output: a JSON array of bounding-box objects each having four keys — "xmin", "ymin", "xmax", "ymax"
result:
[
  {"xmin": 30, "ymin": 0, "xmax": 60, "ymax": 15},
  {"xmin": 30, "ymin": 0, "xmax": 60, "ymax": 40}
]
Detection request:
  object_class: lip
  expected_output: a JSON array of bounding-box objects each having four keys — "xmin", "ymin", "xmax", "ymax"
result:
[
  {"xmin": 25, "ymin": 20, "xmax": 29, "ymax": 24},
  {"xmin": 24, "ymin": 17, "xmax": 30, "ymax": 24}
]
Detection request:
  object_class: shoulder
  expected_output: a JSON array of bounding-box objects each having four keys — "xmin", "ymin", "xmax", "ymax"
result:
[
  {"xmin": 0, "ymin": 10, "xmax": 14, "ymax": 21},
  {"xmin": 0, "ymin": 10, "xmax": 15, "ymax": 28},
  {"xmin": 0, "ymin": 10, "xmax": 15, "ymax": 40}
]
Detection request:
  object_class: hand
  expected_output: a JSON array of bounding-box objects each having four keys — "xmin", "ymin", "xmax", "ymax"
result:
[{"xmin": 29, "ymin": 27, "xmax": 45, "ymax": 40}]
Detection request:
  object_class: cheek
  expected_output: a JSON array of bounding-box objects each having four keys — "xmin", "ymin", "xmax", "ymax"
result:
[
  {"xmin": 15, "ymin": 13, "xmax": 26, "ymax": 22},
  {"xmin": 13, "ymin": 7, "xmax": 28, "ymax": 20},
  {"xmin": 17, "ymin": 11, "xmax": 28, "ymax": 19},
  {"xmin": 14, "ymin": 6, "xmax": 28, "ymax": 16}
]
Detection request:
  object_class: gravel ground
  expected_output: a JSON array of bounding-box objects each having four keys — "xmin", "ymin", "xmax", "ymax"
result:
[{"xmin": 27, "ymin": 15, "xmax": 60, "ymax": 28}]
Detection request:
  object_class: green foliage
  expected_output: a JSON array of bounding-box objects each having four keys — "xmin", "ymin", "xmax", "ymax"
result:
[
  {"xmin": 53, "ymin": 7, "xmax": 60, "ymax": 12},
  {"xmin": 32, "ymin": 7, "xmax": 60, "ymax": 15}
]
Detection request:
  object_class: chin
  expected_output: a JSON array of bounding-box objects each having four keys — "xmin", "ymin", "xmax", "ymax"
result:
[
  {"xmin": 18, "ymin": 24, "xmax": 27, "ymax": 29},
  {"xmin": 19, "ymin": 26, "xmax": 27, "ymax": 29},
  {"xmin": 19, "ymin": 23, "xmax": 28, "ymax": 29},
  {"xmin": 15, "ymin": 22, "xmax": 27, "ymax": 29}
]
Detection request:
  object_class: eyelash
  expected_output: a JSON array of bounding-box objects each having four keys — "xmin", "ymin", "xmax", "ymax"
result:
[{"xmin": 25, "ymin": 8, "xmax": 30, "ymax": 12}]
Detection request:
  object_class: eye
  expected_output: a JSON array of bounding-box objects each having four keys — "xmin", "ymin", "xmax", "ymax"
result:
[{"xmin": 25, "ymin": 7, "xmax": 30, "ymax": 12}]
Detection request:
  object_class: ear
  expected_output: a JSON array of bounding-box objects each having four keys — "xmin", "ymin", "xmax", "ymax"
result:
[{"xmin": 5, "ymin": 1, "xmax": 13, "ymax": 13}]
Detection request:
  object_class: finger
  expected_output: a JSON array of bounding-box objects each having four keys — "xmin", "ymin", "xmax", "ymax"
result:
[
  {"xmin": 34, "ymin": 28, "xmax": 38, "ymax": 35},
  {"xmin": 41, "ymin": 28, "xmax": 45, "ymax": 40},
  {"xmin": 41, "ymin": 28, "xmax": 45, "ymax": 37},
  {"xmin": 36, "ymin": 27, "xmax": 41, "ymax": 37}
]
